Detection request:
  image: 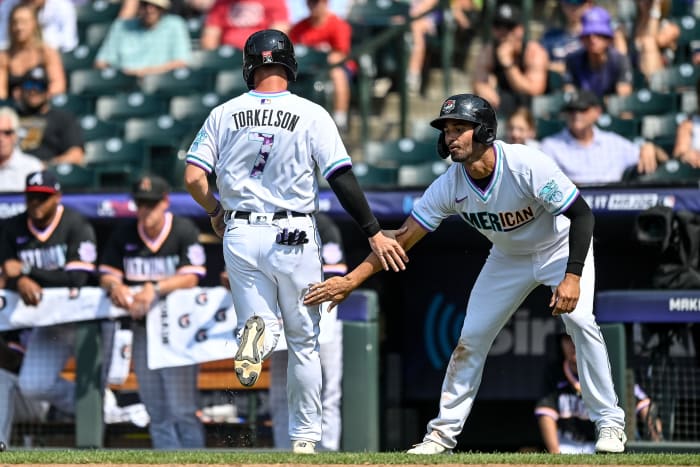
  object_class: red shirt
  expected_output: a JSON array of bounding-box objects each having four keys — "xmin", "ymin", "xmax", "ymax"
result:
[
  {"xmin": 289, "ymin": 14, "xmax": 357, "ymax": 74},
  {"xmin": 205, "ymin": 0, "xmax": 289, "ymax": 49}
]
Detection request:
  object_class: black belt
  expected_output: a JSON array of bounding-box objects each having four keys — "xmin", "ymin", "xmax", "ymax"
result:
[{"xmin": 233, "ymin": 211, "xmax": 307, "ymax": 220}]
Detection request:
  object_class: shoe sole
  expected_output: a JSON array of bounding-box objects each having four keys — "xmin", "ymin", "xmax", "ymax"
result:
[{"xmin": 234, "ymin": 316, "xmax": 264, "ymax": 387}]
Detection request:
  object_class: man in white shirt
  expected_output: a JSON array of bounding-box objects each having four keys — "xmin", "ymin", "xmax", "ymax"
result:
[{"xmin": 0, "ymin": 106, "xmax": 44, "ymax": 193}]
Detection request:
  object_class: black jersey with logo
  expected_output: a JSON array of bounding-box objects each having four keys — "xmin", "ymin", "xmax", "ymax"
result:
[
  {"xmin": 98, "ymin": 213, "xmax": 206, "ymax": 285},
  {"xmin": 0, "ymin": 205, "xmax": 97, "ymax": 287}
]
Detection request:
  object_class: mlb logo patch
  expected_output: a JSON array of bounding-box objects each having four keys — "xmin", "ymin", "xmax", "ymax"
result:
[
  {"xmin": 260, "ymin": 98, "xmax": 271, "ymax": 105},
  {"xmin": 262, "ymin": 50, "xmax": 273, "ymax": 63}
]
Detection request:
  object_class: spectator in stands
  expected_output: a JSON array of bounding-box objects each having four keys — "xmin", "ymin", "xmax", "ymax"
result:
[
  {"xmin": 613, "ymin": 0, "xmax": 680, "ymax": 82},
  {"xmin": 472, "ymin": 3, "xmax": 549, "ymax": 118},
  {"xmin": 200, "ymin": 0, "xmax": 289, "ymax": 50},
  {"xmin": 540, "ymin": 0, "xmax": 594, "ymax": 74},
  {"xmin": 0, "ymin": 106, "xmax": 44, "ymax": 192},
  {"xmin": 0, "ymin": 169, "xmax": 98, "ymax": 424},
  {"xmin": 535, "ymin": 333, "xmax": 662, "ymax": 453},
  {"xmin": 289, "ymin": 0, "xmax": 355, "ymax": 132},
  {"xmin": 15, "ymin": 67, "xmax": 83, "ymax": 166},
  {"xmin": 288, "ymin": 0, "xmax": 352, "ymax": 23},
  {"xmin": 119, "ymin": 0, "xmax": 216, "ymax": 19},
  {"xmin": 406, "ymin": 0, "xmax": 476, "ymax": 95},
  {"xmin": 540, "ymin": 89, "xmax": 667, "ymax": 185},
  {"xmin": 95, "ymin": 0, "xmax": 191, "ymax": 78},
  {"xmin": 268, "ymin": 212, "xmax": 345, "ymax": 452},
  {"xmin": 99, "ymin": 175, "xmax": 207, "ymax": 450},
  {"xmin": 0, "ymin": 3, "xmax": 66, "ymax": 101},
  {"xmin": 0, "ymin": 0, "xmax": 78, "ymax": 53},
  {"xmin": 672, "ymin": 77, "xmax": 700, "ymax": 167},
  {"xmin": 563, "ymin": 6, "xmax": 633, "ymax": 99},
  {"xmin": 505, "ymin": 106, "xmax": 539, "ymax": 148}
]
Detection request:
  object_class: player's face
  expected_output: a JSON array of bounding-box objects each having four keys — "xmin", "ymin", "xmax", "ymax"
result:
[
  {"xmin": 25, "ymin": 192, "xmax": 60, "ymax": 226},
  {"xmin": 443, "ymin": 120, "xmax": 478, "ymax": 163},
  {"xmin": 135, "ymin": 197, "xmax": 168, "ymax": 232}
]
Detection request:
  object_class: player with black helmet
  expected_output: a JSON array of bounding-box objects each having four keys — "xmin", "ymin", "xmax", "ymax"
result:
[
  {"xmin": 304, "ymin": 93, "xmax": 627, "ymax": 454},
  {"xmin": 183, "ymin": 29, "xmax": 408, "ymax": 454}
]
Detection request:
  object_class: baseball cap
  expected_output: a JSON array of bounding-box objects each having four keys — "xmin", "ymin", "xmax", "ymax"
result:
[
  {"xmin": 131, "ymin": 175, "xmax": 169, "ymax": 202},
  {"xmin": 493, "ymin": 4, "xmax": 521, "ymax": 28},
  {"xmin": 562, "ymin": 89, "xmax": 601, "ymax": 111},
  {"xmin": 21, "ymin": 67, "xmax": 48, "ymax": 91},
  {"xmin": 25, "ymin": 170, "xmax": 61, "ymax": 194},
  {"xmin": 140, "ymin": 0, "xmax": 171, "ymax": 9},
  {"xmin": 580, "ymin": 6, "xmax": 614, "ymax": 38}
]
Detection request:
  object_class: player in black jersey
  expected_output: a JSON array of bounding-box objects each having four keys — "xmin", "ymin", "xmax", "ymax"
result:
[
  {"xmin": 0, "ymin": 170, "xmax": 98, "ymax": 426},
  {"xmin": 99, "ymin": 175, "xmax": 207, "ymax": 449}
]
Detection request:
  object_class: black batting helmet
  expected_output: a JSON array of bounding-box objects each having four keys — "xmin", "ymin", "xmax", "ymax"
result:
[
  {"xmin": 430, "ymin": 94, "xmax": 498, "ymax": 145},
  {"xmin": 243, "ymin": 29, "xmax": 298, "ymax": 90}
]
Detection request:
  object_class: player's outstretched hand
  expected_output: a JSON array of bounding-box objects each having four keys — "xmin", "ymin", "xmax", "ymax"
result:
[
  {"xmin": 304, "ymin": 276, "xmax": 354, "ymax": 310},
  {"xmin": 550, "ymin": 273, "xmax": 581, "ymax": 316},
  {"xmin": 368, "ymin": 228, "xmax": 409, "ymax": 272},
  {"xmin": 210, "ymin": 209, "xmax": 225, "ymax": 238}
]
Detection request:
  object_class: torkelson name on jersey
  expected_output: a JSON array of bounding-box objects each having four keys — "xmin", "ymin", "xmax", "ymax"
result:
[{"xmin": 231, "ymin": 109, "xmax": 300, "ymax": 131}]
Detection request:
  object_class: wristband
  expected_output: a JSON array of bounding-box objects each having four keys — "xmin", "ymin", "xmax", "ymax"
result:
[{"xmin": 207, "ymin": 202, "xmax": 222, "ymax": 217}]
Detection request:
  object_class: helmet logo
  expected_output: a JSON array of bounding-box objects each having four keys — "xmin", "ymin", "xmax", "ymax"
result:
[
  {"xmin": 442, "ymin": 99, "xmax": 455, "ymax": 114},
  {"xmin": 262, "ymin": 50, "xmax": 273, "ymax": 63}
]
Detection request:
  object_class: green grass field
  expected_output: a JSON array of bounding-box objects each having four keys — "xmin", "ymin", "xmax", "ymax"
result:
[{"xmin": 1, "ymin": 450, "xmax": 700, "ymax": 465}]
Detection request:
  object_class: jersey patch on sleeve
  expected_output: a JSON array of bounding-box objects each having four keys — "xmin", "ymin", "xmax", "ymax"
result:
[
  {"xmin": 537, "ymin": 180, "xmax": 564, "ymax": 204},
  {"xmin": 78, "ymin": 241, "xmax": 97, "ymax": 263},
  {"xmin": 189, "ymin": 129, "xmax": 208, "ymax": 152}
]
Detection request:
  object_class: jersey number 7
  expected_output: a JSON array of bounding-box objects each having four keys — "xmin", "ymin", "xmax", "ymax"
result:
[{"xmin": 249, "ymin": 132, "xmax": 274, "ymax": 178}]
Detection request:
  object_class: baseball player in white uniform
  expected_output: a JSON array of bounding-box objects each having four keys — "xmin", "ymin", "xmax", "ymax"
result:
[
  {"xmin": 304, "ymin": 94, "xmax": 627, "ymax": 454},
  {"xmin": 183, "ymin": 29, "xmax": 407, "ymax": 454}
]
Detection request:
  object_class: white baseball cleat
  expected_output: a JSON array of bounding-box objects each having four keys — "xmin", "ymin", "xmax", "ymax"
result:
[
  {"xmin": 406, "ymin": 439, "xmax": 453, "ymax": 454},
  {"xmin": 234, "ymin": 316, "xmax": 265, "ymax": 387},
  {"xmin": 292, "ymin": 440, "xmax": 316, "ymax": 454},
  {"xmin": 595, "ymin": 426, "xmax": 627, "ymax": 453}
]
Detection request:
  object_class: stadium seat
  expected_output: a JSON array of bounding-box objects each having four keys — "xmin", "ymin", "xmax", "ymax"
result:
[
  {"xmin": 76, "ymin": 0, "xmax": 120, "ymax": 25},
  {"xmin": 189, "ymin": 46, "xmax": 243, "ymax": 71},
  {"xmin": 531, "ymin": 92, "xmax": 566, "ymax": 119},
  {"xmin": 546, "ymin": 70, "xmax": 565, "ymax": 93},
  {"xmin": 51, "ymin": 93, "xmax": 94, "ymax": 116},
  {"xmin": 364, "ymin": 138, "xmax": 436, "ymax": 167},
  {"xmin": 596, "ymin": 114, "xmax": 640, "ymax": 141},
  {"xmin": 124, "ymin": 115, "xmax": 191, "ymax": 147},
  {"xmin": 680, "ymin": 90, "xmax": 697, "ymax": 114},
  {"xmin": 84, "ymin": 22, "xmax": 112, "ymax": 48},
  {"xmin": 347, "ymin": 1, "xmax": 410, "ymax": 27},
  {"xmin": 95, "ymin": 92, "xmax": 168, "ymax": 122},
  {"xmin": 605, "ymin": 89, "xmax": 678, "ymax": 118},
  {"xmin": 140, "ymin": 68, "xmax": 215, "ymax": 97},
  {"xmin": 61, "ymin": 45, "xmax": 97, "ymax": 73},
  {"xmin": 641, "ymin": 113, "xmax": 686, "ymax": 154},
  {"xmin": 70, "ymin": 68, "xmax": 138, "ymax": 96},
  {"xmin": 85, "ymin": 138, "xmax": 147, "ymax": 188},
  {"xmin": 649, "ymin": 62, "xmax": 700, "ymax": 92},
  {"xmin": 634, "ymin": 159, "xmax": 700, "ymax": 185},
  {"xmin": 80, "ymin": 114, "xmax": 124, "ymax": 141},
  {"xmin": 536, "ymin": 118, "xmax": 565, "ymax": 140},
  {"xmin": 48, "ymin": 164, "xmax": 98, "ymax": 191},
  {"xmin": 214, "ymin": 70, "xmax": 249, "ymax": 98},
  {"xmin": 411, "ymin": 118, "xmax": 440, "ymax": 142},
  {"xmin": 397, "ymin": 161, "xmax": 449, "ymax": 187},
  {"xmin": 186, "ymin": 16, "xmax": 204, "ymax": 41},
  {"xmin": 353, "ymin": 162, "xmax": 399, "ymax": 188},
  {"xmin": 169, "ymin": 93, "xmax": 222, "ymax": 124},
  {"xmin": 295, "ymin": 45, "xmax": 329, "ymax": 75},
  {"xmin": 675, "ymin": 15, "xmax": 700, "ymax": 63},
  {"xmin": 288, "ymin": 75, "xmax": 331, "ymax": 108}
]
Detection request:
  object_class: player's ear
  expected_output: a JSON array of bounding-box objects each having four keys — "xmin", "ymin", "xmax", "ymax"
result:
[{"xmin": 436, "ymin": 132, "xmax": 450, "ymax": 159}]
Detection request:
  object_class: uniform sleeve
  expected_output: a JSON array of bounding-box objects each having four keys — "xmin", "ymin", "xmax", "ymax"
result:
[
  {"xmin": 64, "ymin": 214, "xmax": 97, "ymax": 273},
  {"xmin": 313, "ymin": 109, "xmax": 352, "ymax": 179},
  {"xmin": 530, "ymin": 152, "xmax": 580, "ymax": 216},
  {"xmin": 410, "ymin": 174, "xmax": 455, "ymax": 232},
  {"xmin": 185, "ymin": 108, "xmax": 221, "ymax": 174},
  {"xmin": 175, "ymin": 218, "xmax": 207, "ymax": 278}
]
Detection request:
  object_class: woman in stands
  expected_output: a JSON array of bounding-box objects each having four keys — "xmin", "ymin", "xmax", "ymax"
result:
[
  {"xmin": 672, "ymin": 77, "xmax": 700, "ymax": 167},
  {"xmin": 0, "ymin": 3, "xmax": 65, "ymax": 102}
]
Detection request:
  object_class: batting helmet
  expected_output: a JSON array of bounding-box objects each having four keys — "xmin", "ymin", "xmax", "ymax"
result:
[
  {"xmin": 242, "ymin": 29, "xmax": 298, "ymax": 90},
  {"xmin": 430, "ymin": 94, "xmax": 498, "ymax": 145}
]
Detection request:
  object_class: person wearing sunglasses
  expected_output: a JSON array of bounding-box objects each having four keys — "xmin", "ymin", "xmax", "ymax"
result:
[{"xmin": 0, "ymin": 105, "xmax": 43, "ymax": 193}]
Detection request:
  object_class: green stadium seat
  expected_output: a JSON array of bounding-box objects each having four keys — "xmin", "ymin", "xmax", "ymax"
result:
[
  {"xmin": 70, "ymin": 68, "xmax": 138, "ymax": 96},
  {"xmin": 186, "ymin": 16, "xmax": 204, "ymax": 41},
  {"xmin": 189, "ymin": 46, "xmax": 243, "ymax": 71},
  {"xmin": 124, "ymin": 115, "xmax": 192, "ymax": 147},
  {"xmin": 546, "ymin": 70, "xmax": 565, "ymax": 93},
  {"xmin": 596, "ymin": 114, "xmax": 640, "ymax": 141},
  {"xmin": 95, "ymin": 92, "xmax": 168, "ymax": 122},
  {"xmin": 51, "ymin": 93, "xmax": 94, "ymax": 115},
  {"xmin": 681, "ymin": 90, "xmax": 697, "ymax": 114},
  {"xmin": 214, "ymin": 70, "xmax": 249, "ymax": 98},
  {"xmin": 295, "ymin": 45, "xmax": 329, "ymax": 75},
  {"xmin": 641, "ymin": 113, "xmax": 686, "ymax": 154},
  {"xmin": 85, "ymin": 138, "xmax": 147, "ymax": 188},
  {"xmin": 364, "ymin": 138, "xmax": 436, "ymax": 167},
  {"xmin": 76, "ymin": 0, "xmax": 120, "ymax": 25},
  {"xmin": 288, "ymin": 76, "xmax": 331, "ymax": 108},
  {"xmin": 397, "ymin": 161, "xmax": 449, "ymax": 188},
  {"xmin": 140, "ymin": 68, "xmax": 214, "ymax": 97},
  {"xmin": 84, "ymin": 22, "xmax": 112, "ymax": 48},
  {"xmin": 48, "ymin": 164, "xmax": 98, "ymax": 191},
  {"xmin": 675, "ymin": 15, "xmax": 700, "ymax": 63},
  {"xmin": 353, "ymin": 163, "xmax": 398, "ymax": 188},
  {"xmin": 634, "ymin": 159, "xmax": 700, "ymax": 185},
  {"xmin": 536, "ymin": 118, "xmax": 565, "ymax": 140},
  {"xmin": 531, "ymin": 92, "xmax": 565, "ymax": 119},
  {"xmin": 649, "ymin": 63, "xmax": 700, "ymax": 92},
  {"xmin": 61, "ymin": 45, "xmax": 97, "ymax": 73},
  {"xmin": 605, "ymin": 89, "xmax": 678, "ymax": 118},
  {"xmin": 79, "ymin": 114, "xmax": 124, "ymax": 141},
  {"xmin": 347, "ymin": 1, "xmax": 410, "ymax": 27},
  {"xmin": 169, "ymin": 93, "xmax": 222, "ymax": 124}
]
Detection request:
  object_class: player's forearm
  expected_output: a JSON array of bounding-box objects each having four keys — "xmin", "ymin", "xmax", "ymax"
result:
[{"xmin": 184, "ymin": 164, "xmax": 219, "ymax": 213}]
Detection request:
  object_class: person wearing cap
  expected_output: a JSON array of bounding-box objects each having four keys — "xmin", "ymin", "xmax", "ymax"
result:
[
  {"xmin": 0, "ymin": 106, "xmax": 43, "ymax": 192},
  {"xmin": 15, "ymin": 66, "xmax": 84, "ymax": 166},
  {"xmin": 0, "ymin": 0, "xmax": 78, "ymax": 53},
  {"xmin": 0, "ymin": 2, "xmax": 67, "ymax": 101},
  {"xmin": 472, "ymin": 3, "xmax": 549, "ymax": 118},
  {"xmin": 200, "ymin": 0, "xmax": 290, "ymax": 50},
  {"xmin": 0, "ymin": 169, "xmax": 98, "ymax": 425},
  {"xmin": 99, "ymin": 175, "xmax": 208, "ymax": 449},
  {"xmin": 563, "ymin": 6, "xmax": 633, "ymax": 98},
  {"xmin": 95, "ymin": 0, "xmax": 191, "ymax": 78},
  {"xmin": 540, "ymin": 89, "xmax": 667, "ymax": 185},
  {"xmin": 613, "ymin": 0, "xmax": 680, "ymax": 82},
  {"xmin": 540, "ymin": 0, "xmax": 595, "ymax": 74}
]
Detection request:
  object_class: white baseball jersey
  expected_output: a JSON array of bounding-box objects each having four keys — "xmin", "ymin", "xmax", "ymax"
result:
[
  {"xmin": 185, "ymin": 90, "xmax": 351, "ymax": 213},
  {"xmin": 411, "ymin": 141, "xmax": 580, "ymax": 255}
]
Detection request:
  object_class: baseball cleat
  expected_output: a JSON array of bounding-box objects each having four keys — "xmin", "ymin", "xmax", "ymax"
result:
[
  {"xmin": 595, "ymin": 426, "xmax": 627, "ymax": 453},
  {"xmin": 406, "ymin": 439, "xmax": 453, "ymax": 455},
  {"xmin": 234, "ymin": 316, "xmax": 265, "ymax": 387},
  {"xmin": 292, "ymin": 440, "xmax": 316, "ymax": 454}
]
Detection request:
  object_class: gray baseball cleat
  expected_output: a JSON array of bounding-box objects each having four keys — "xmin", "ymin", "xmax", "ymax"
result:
[
  {"xmin": 406, "ymin": 439, "xmax": 453, "ymax": 455},
  {"xmin": 595, "ymin": 426, "xmax": 627, "ymax": 453},
  {"xmin": 234, "ymin": 316, "xmax": 265, "ymax": 387},
  {"xmin": 292, "ymin": 440, "xmax": 316, "ymax": 454}
]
